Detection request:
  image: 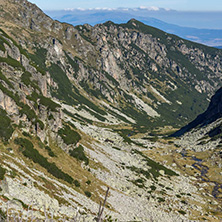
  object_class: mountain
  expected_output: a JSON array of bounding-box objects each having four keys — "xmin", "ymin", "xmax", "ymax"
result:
[
  {"xmin": 172, "ymin": 87, "xmax": 222, "ymax": 137},
  {"xmin": 0, "ymin": 0, "xmax": 222, "ymax": 221},
  {"xmin": 46, "ymin": 8, "xmax": 222, "ymax": 46}
]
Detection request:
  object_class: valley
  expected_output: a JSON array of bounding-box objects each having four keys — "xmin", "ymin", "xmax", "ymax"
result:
[{"xmin": 0, "ymin": 0, "xmax": 221, "ymax": 221}]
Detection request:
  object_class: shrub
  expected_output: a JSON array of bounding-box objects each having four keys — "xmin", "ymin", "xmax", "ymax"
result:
[
  {"xmin": 69, "ymin": 145, "xmax": 89, "ymax": 165},
  {"xmin": 0, "ymin": 70, "xmax": 14, "ymax": 88},
  {"xmin": 45, "ymin": 146, "xmax": 56, "ymax": 157},
  {"xmin": 39, "ymin": 95, "xmax": 60, "ymax": 112},
  {"xmin": 178, "ymin": 210, "xmax": 186, "ymax": 215},
  {"xmin": 0, "ymin": 165, "xmax": 6, "ymax": 180},
  {"xmin": 14, "ymin": 138, "xmax": 73, "ymax": 184},
  {"xmin": 36, "ymin": 119, "xmax": 44, "ymax": 130},
  {"xmin": 131, "ymin": 149, "xmax": 178, "ymax": 178},
  {"xmin": 22, "ymin": 131, "xmax": 32, "ymax": 138},
  {"xmin": 86, "ymin": 180, "xmax": 91, "ymax": 185},
  {"xmin": 20, "ymin": 104, "xmax": 37, "ymax": 121},
  {"xmin": 0, "ymin": 56, "xmax": 24, "ymax": 70},
  {"xmin": 0, "ymin": 108, "xmax": 14, "ymax": 141},
  {"xmin": 0, "ymin": 208, "xmax": 6, "ymax": 220},
  {"xmin": 84, "ymin": 191, "xmax": 91, "ymax": 198},
  {"xmin": 74, "ymin": 180, "xmax": 80, "ymax": 187},
  {"xmin": 58, "ymin": 125, "xmax": 81, "ymax": 145}
]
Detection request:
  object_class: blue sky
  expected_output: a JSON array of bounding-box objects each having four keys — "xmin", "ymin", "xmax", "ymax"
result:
[{"xmin": 29, "ymin": 0, "xmax": 222, "ymax": 11}]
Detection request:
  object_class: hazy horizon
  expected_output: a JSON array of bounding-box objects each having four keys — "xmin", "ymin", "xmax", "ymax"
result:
[{"xmin": 29, "ymin": 0, "xmax": 222, "ymax": 11}]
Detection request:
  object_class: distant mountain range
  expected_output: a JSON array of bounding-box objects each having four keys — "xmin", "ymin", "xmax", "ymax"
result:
[{"xmin": 46, "ymin": 8, "xmax": 222, "ymax": 47}]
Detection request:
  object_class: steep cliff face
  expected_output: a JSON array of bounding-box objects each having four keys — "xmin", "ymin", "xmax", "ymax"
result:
[
  {"xmin": 1, "ymin": 0, "xmax": 222, "ymax": 129},
  {"xmin": 0, "ymin": 0, "xmax": 222, "ymax": 221}
]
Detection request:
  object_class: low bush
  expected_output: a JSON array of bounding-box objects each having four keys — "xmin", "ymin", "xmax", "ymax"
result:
[
  {"xmin": 74, "ymin": 180, "xmax": 80, "ymax": 187},
  {"xmin": 178, "ymin": 210, "xmax": 186, "ymax": 215},
  {"xmin": 0, "ymin": 165, "xmax": 6, "ymax": 180},
  {"xmin": 69, "ymin": 145, "xmax": 89, "ymax": 165},
  {"xmin": 86, "ymin": 180, "xmax": 91, "ymax": 185},
  {"xmin": 39, "ymin": 95, "xmax": 60, "ymax": 112},
  {"xmin": 84, "ymin": 191, "xmax": 91, "ymax": 198},
  {"xmin": 45, "ymin": 146, "xmax": 56, "ymax": 157},
  {"xmin": 20, "ymin": 104, "xmax": 37, "ymax": 121},
  {"xmin": 0, "ymin": 108, "xmax": 14, "ymax": 141},
  {"xmin": 0, "ymin": 56, "xmax": 24, "ymax": 70},
  {"xmin": 58, "ymin": 125, "xmax": 81, "ymax": 145},
  {"xmin": 14, "ymin": 138, "xmax": 73, "ymax": 184}
]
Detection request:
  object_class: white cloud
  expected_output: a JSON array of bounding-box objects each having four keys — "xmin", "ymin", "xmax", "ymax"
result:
[
  {"xmin": 94, "ymin": 7, "xmax": 116, "ymax": 11},
  {"xmin": 139, "ymin": 6, "xmax": 160, "ymax": 11},
  {"xmin": 64, "ymin": 6, "xmax": 172, "ymax": 12}
]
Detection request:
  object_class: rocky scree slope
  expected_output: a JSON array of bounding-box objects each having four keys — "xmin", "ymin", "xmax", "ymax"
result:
[
  {"xmin": 0, "ymin": 0, "xmax": 221, "ymax": 221},
  {"xmin": 171, "ymin": 87, "xmax": 222, "ymax": 215}
]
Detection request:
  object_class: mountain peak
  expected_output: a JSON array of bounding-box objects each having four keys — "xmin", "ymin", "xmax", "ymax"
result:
[{"xmin": 0, "ymin": 1, "xmax": 222, "ymax": 221}]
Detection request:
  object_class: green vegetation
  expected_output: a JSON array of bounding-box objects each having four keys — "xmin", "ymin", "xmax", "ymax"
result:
[
  {"xmin": 39, "ymin": 95, "xmax": 60, "ymax": 112},
  {"xmin": 13, "ymin": 198, "xmax": 28, "ymax": 209},
  {"xmin": 9, "ymin": 170, "xmax": 17, "ymax": 178},
  {"xmin": 0, "ymin": 108, "xmax": 14, "ymax": 141},
  {"xmin": 45, "ymin": 146, "xmax": 56, "ymax": 157},
  {"xmin": 26, "ymin": 91, "xmax": 60, "ymax": 112},
  {"xmin": 29, "ymin": 48, "xmax": 47, "ymax": 70},
  {"xmin": 178, "ymin": 210, "xmax": 186, "ymax": 215},
  {"xmin": 128, "ymin": 149, "xmax": 178, "ymax": 180},
  {"xmin": 22, "ymin": 131, "xmax": 32, "ymax": 138},
  {"xmin": 0, "ymin": 165, "xmax": 6, "ymax": 180},
  {"xmin": 74, "ymin": 180, "xmax": 80, "ymax": 187},
  {"xmin": 14, "ymin": 138, "xmax": 73, "ymax": 184},
  {"xmin": 49, "ymin": 63, "xmax": 106, "ymax": 115},
  {"xmin": 0, "ymin": 56, "xmax": 24, "ymax": 70},
  {"xmin": 0, "ymin": 28, "xmax": 29, "ymax": 57},
  {"xmin": 0, "ymin": 34, "xmax": 10, "ymax": 52},
  {"xmin": 19, "ymin": 103, "xmax": 44, "ymax": 130},
  {"xmin": 131, "ymin": 178, "xmax": 145, "ymax": 188},
  {"xmin": 58, "ymin": 125, "xmax": 81, "ymax": 145},
  {"xmin": 150, "ymin": 185, "xmax": 157, "ymax": 191},
  {"xmin": 66, "ymin": 54, "xmax": 80, "ymax": 74},
  {"xmin": 20, "ymin": 104, "xmax": 37, "ymax": 121},
  {"xmin": 103, "ymin": 71, "xmax": 119, "ymax": 86},
  {"xmin": 112, "ymin": 146, "xmax": 121, "ymax": 151},
  {"xmin": 127, "ymin": 165, "xmax": 152, "ymax": 180},
  {"xmin": 86, "ymin": 180, "xmax": 91, "ymax": 185},
  {"xmin": 0, "ymin": 208, "xmax": 6, "ymax": 220},
  {"xmin": 21, "ymin": 71, "xmax": 40, "ymax": 91},
  {"xmin": 0, "ymin": 69, "xmax": 14, "ymax": 88},
  {"xmin": 48, "ymin": 63, "xmax": 76, "ymax": 104},
  {"xmin": 157, "ymin": 197, "xmax": 165, "ymax": 203},
  {"xmin": 83, "ymin": 105, "xmax": 106, "ymax": 122},
  {"xmin": 63, "ymin": 109, "xmax": 93, "ymax": 125},
  {"xmin": 79, "ymin": 80, "xmax": 108, "ymax": 101},
  {"xmin": 84, "ymin": 191, "xmax": 92, "ymax": 198},
  {"xmin": 69, "ymin": 145, "xmax": 89, "ymax": 165},
  {"xmin": 75, "ymin": 26, "xmax": 96, "ymax": 45}
]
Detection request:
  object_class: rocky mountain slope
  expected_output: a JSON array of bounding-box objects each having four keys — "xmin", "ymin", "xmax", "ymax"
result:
[
  {"xmin": 173, "ymin": 87, "xmax": 222, "ymax": 137},
  {"xmin": 47, "ymin": 8, "xmax": 222, "ymax": 46},
  {"xmin": 0, "ymin": 0, "xmax": 221, "ymax": 221},
  {"xmin": 170, "ymin": 88, "xmax": 222, "ymax": 219}
]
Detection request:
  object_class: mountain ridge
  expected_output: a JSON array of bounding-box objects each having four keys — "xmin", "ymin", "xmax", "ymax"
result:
[
  {"xmin": 0, "ymin": 0, "xmax": 222, "ymax": 220},
  {"xmin": 46, "ymin": 8, "xmax": 222, "ymax": 46}
]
